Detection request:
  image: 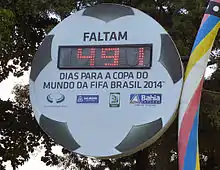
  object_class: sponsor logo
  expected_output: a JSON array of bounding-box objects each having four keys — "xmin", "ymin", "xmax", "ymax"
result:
[
  {"xmin": 109, "ymin": 93, "xmax": 120, "ymax": 108},
  {"xmin": 46, "ymin": 92, "xmax": 65, "ymax": 103},
  {"xmin": 130, "ymin": 94, "xmax": 162, "ymax": 105},
  {"xmin": 76, "ymin": 95, "xmax": 99, "ymax": 104}
]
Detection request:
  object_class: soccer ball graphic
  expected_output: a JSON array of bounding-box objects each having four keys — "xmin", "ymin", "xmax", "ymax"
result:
[{"xmin": 29, "ymin": 4, "xmax": 183, "ymax": 158}]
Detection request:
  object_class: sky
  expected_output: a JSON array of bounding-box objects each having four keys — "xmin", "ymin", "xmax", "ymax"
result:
[
  {"xmin": 5, "ymin": 151, "xmax": 61, "ymax": 170},
  {"xmin": 4, "ymin": 146, "xmax": 63, "ymax": 170}
]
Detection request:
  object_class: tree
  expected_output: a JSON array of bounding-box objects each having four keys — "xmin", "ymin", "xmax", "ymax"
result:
[
  {"xmin": 0, "ymin": 0, "xmax": 220, "ymax": 169},
  {"xmin": 0, "ymin": 84, "xmax": 58, "ymax": 170}
]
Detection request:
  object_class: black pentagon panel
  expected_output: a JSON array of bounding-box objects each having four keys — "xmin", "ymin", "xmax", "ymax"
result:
[
  {"xmin": 159, "ymin": 34, "xmax": 183, "ymax": 84},
  {"xmin": 205, "ymin": 1, "xmax": 220, "ymax": 17},
  {"xmin": 39, "ymin": 115, "xmax": 80, "ymax": 151},
  {"xmin": 115, "ymin": 118, "xmax": 162, "ymax": 153},
  {"xmin": 30, "ymin": 35, "xmax": 54, "ymax": 82},
  {"xmin": 82, "ymin": 4, "xmax": 134, "ymax": 22}
]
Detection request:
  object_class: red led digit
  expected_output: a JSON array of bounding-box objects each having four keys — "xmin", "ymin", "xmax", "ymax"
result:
[
  {"xmin": 77, "ymin": 48, "xmax": 95, "ymax": 66},
  {"xmin": 138, "ymin": 47, "xmax": 144, "ymax": 66},
  {"xmin": 101, "ymin": 48, "xmax": 120, "ymax": 66}
]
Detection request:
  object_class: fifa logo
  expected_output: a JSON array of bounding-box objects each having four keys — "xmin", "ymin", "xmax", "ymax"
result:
[{"xmin": 109, "ymin": 93, "xmax": 120, "ymax": 108}]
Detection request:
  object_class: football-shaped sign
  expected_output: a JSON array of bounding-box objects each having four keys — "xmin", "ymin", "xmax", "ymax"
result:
[{"xmin": 29, "ymin": 3, "xmax": 183, "ymax": 158}]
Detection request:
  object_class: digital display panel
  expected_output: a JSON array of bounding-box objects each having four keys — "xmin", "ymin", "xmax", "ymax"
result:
[{"xmin": 58, "ymin": 45, "xmax": 152, "ymax": 69}]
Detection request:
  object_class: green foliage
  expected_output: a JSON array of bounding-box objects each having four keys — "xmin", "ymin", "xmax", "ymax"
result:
[
  {"xmin": 0, "ymin": 9, "xmax": 15, "ymax": 81},
  {"xmin": 0, "ymin": 0, "xmax": 58, "ymax": 82},
  {"xmin": 0, "ymin": 9, "xmax": 14, "ymax": 43}
]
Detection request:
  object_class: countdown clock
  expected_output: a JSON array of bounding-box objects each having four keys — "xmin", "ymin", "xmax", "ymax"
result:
[
  {"xmin": 29, "ymin": 3, "xmax": 183, "ymax": 158},
  {"xmin": 58, "ymin": 45, "xmax": 152, "ymax": 69}
]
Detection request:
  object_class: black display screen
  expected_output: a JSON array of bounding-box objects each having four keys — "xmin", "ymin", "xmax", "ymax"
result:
[{"xmin": 58, "ymin": 44, "xmax": 152, "ymax": 69}]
